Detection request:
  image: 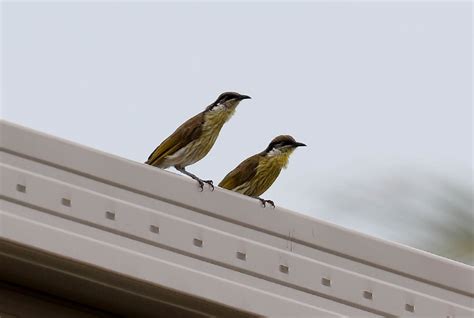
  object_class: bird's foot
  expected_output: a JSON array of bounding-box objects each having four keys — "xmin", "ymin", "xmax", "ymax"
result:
[
  {"xmin": 196, "ymin": 179, "xmax": 205, "ymax": 192},
  {"xmin": 256, "ymin": 197, "xmax": 275, "ymax": 208},
  {"xmin": 196, "ymin": 179, "xmax": 214, "ymax": 192},
  {"xmin": 174, "ymin": 166, "xmax": 214, "ymax": 192},
  {"xmin": 203, "ymin": 179, "xmax": 214, "ymax": 191}
]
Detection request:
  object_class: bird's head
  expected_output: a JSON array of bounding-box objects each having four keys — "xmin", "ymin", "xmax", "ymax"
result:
[
  {"xmin": 205, "ymin": 92, "xmax": 251, "ymax": 112},
  {"xmin": 265, "ymin": 135, "xmax": 307, "ymax": 156}
]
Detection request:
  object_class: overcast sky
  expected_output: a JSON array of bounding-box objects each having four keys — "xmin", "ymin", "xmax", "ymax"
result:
[{"xmin": 2, "ymin": 2, "xmax": 472, "ymax": 240}]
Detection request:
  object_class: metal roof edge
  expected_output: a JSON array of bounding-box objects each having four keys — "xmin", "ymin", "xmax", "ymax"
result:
[{"xmin": 1, "ymin": 119, "xmax": 473, "ymax": 297}]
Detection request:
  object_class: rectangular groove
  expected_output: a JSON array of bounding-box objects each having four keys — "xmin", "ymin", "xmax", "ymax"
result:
[
  {"xmin": 405, "ymin": 304, "xmax": 415, "ymax": 312},
  {"xmin": 61, "ymin": 198, "xmax": 71, "ymax": 207},
  {"xmin": 193, "ymin": 238, "xmax": 203, "ymax": 248},
  {"xmin": 105, "ymin": 211, "xmax": 115, "ymax": 220},
  {"xmin": 16, "ymin": 184, "xmax": 26, "ymax": 193},
  {"xmin": 321, "ymin": 277, "xmax": 331, "ymax": 287},
  {"xmin": 236, "ymin": 251, "xmax": 246, "ymax": 261},
  {"xmin": 279, "ymin": 265, "xmax": 289, "ymax": 274},
  {"xmin": 149, "ymin": 225, "xmax": 160, "ymax": 234},
  {"xmin": 363, "ymin": 291, "xmax": 373, "ymax": 300}
]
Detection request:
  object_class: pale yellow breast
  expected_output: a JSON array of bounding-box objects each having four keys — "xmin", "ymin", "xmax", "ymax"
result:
[{"xmin": 168, "ymin": 108, "xmax": 235, "ymax": 167}]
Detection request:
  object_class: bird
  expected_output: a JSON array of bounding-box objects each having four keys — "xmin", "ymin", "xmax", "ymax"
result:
[
  {"xmin": 145, "ymin": 92, "xmax": 251, "ymax": 190},
  {"xmin": 219, "ymin": 135, "xmax": 306, "ymax": 207}
]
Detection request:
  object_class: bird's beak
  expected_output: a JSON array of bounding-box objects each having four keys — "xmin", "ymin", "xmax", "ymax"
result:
[
  {"xmin": 238, "ymin": 95, "xmax": 251, "ymax": 100},
  {"xmin": 293, "ymin": 142, "xmax": 307, "ymax": 147}
]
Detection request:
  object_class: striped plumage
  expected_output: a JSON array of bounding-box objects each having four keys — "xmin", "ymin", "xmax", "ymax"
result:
[
  {"xmin": 146, "ymin": 92, "xmax": 251, "ymax": 189},
  {"xmin": 147, "ymin": 106, "xmax": 235, "ymax": 168},
  {"xmin": 219, "ymin": 135, "xmax": 306, "ymax": 207}
]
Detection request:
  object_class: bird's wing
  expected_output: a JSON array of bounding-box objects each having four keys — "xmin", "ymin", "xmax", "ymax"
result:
[
  {"xmin": 218, "ymin": 154, "xmax": 261, "ymax": 190},
  {"xmin": 146, "ymin": 112, "xmax": 204, "ymax": 166}
]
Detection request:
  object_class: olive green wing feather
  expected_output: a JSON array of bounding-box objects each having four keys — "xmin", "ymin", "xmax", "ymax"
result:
[
  {"xmin": 218, "ymin": 154, "xmax": 261, "ymax": 190},
  {"xmin": 146, "ymin": 112, "xmax": 204, "ymax": 166}
]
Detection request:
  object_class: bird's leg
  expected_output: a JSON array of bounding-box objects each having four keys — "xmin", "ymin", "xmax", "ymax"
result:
[
  {"xmin": 254, "ymin": 197, "xmax": 275, "ymax": 208},
  {"xmin": 175, "ymin": 166, "xmax": 214, "ymax": 191}
]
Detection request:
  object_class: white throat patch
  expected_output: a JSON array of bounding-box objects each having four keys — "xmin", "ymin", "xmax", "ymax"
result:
[
  {"xmin": 211, "ymin": 103, "xmax": 226, "ymax": 112},
  {"xmin": 267, "ymin": 148, "xmax": 282, "ymax": 157}
]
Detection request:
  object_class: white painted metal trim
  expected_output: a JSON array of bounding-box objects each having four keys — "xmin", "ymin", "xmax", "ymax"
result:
[
  {"xmin": 1, "ymin": 120, "xmax": 473, "ymax": 317},
  {"xmin": 1, "ymin": 211, "xmax": 342, "ymax": 317}
]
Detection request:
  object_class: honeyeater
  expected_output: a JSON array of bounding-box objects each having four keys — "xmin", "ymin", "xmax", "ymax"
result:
[
  {"xmin": 145, "ymin": 92, "xmax": 251, "ymax": 190},
  {"xmin": 219, "ymin": 135, "xmax": 306, "ymax": 207}
]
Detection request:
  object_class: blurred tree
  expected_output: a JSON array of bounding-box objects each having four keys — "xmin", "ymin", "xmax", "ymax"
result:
[{"xmin": 321, "ymin": 171, "xmax": 473, "ymax": 265}]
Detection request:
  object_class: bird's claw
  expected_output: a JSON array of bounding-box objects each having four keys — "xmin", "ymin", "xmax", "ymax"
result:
[
  {"xmin": 197, "ymin": 179, "xmax": 214, "ymax": 191},
  {"xmin": 266, "ymin": 200, "xmax": 275, "ymax": 208},
  {"xmin": 197, "ymin": 180, "xmax": 205, "ymax": 192},
  {"xmin": 203, "ymin": 180, "xmax": 214, "ymax": 191},
  {"xmin": 257, "ymin": 198, "xmax": 275, "ymax": 208}
]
